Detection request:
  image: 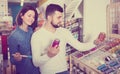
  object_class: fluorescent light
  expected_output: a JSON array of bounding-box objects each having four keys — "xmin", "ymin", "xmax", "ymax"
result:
[{"xmin": 20, "ymin": 0, "xmax": 24, "ymax": 6}]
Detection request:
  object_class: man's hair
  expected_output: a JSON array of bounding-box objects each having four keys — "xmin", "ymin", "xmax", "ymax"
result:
[{"xmin": 45, "ymin": 4, "xmax": 63, "ymax": 19}]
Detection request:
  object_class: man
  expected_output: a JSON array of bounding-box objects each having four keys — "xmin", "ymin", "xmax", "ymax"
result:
[{"xmin": 31, "ymin": 4, "xmax": 94, "ymax": 74}]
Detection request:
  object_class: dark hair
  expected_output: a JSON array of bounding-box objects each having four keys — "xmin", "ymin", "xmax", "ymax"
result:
[
  {"xmin": 45, "ymin": 4, "xmax": 63, "ymax": 19},
  {"xmin": 15, "ymin": 5, "xmax": 38, "ymax": 30}
]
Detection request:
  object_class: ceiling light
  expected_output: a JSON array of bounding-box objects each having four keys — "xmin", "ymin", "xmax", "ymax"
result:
[{"xmin": 20, "ymin": 0, "xmax": 24, "ymax": 6}]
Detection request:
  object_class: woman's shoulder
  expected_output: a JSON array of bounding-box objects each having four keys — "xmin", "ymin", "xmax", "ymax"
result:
[{"xmin": 8, "ymin": 27, "xmax": 21, "ymax": 39}]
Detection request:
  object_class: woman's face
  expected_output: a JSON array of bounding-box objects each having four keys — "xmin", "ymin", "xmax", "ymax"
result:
[{"xmin": 21, "ymin": 10, "xmax": 35, "ymax": 26}]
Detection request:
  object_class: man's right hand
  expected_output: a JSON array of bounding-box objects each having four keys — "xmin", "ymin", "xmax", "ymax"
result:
[{"xmin": 47, "ymin": 45, "xmax": 60, "ymax": 58}]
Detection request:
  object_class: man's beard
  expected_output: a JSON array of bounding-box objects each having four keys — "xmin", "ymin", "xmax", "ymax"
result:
[{"xmin": 51, "ymin": 21, "xmax": 59, "ymax": 28}]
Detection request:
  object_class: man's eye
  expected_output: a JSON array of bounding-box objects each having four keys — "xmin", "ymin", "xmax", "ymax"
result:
[{"xmin": 28, "ymin": 15, "xmax": 31, "ymax": 17}]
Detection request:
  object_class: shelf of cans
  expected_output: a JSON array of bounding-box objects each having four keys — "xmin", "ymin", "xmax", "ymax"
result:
[
  {"xmin": 65, "ymin": 18, "xmax": 83, "ymax": 55},
  {"xmin": 110, "ymin": 0, "xmax": 120, "ymax": 3},
  {"xmin": 107, "ymin": 2, "xmax": 120, "ymax": 38},
  {"xmin": 70, "ymin": 37, "xmax": 120, "ymax": 74}
]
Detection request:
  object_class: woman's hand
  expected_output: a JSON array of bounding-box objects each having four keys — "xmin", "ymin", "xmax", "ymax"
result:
[{"xmin": 12, "ymin": 52, "xmax": 22, "ymax": 61}]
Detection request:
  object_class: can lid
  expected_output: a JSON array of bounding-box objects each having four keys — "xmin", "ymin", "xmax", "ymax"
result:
[{"xmin": 54, "ymin": 39, "xmax": 60, "ymax": 41}]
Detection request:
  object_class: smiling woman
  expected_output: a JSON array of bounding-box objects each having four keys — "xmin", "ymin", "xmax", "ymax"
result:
[{"xmin": 7, "ymin": 5, "xmax": 40, "ymax": 74}]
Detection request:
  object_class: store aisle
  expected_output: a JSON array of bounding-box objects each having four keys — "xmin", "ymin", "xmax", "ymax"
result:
[{"xmin": 3, "ymin": 60, "xmax": 16, "ymax": 74}]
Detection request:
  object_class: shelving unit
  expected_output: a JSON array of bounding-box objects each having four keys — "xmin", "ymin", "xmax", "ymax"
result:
[
  {"xmin": 110, "ymin": 0, "xmax": 120, "ymax": 3},
  {"xmin": 0, "ymin": 0, "xmax": 8, "ymax": 17},
  {"xmin": 69, "ymin": 1, "xmax": 120, "ymax": 74},
  {"xmin": 64, "ymin": 0, "xmax": 84, "ymax": 54},
  {"xmin": 65, "ymin": 0, "xmax": 83, "ymax": 20},
  {"xmin": 62, "ymin": 0, "xmax": 84, "ymax": 73},
  {"xmin": 106, "ymin": 2, "xmax": 120, "ymax": 39}
]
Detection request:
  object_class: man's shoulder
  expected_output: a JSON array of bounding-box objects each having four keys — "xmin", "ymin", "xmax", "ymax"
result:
[
  {"xmin": 58, "ymin": 27, "xmax": 67, "ymax": 30},
  {"xmin": 33, "ymin": 27, "xmax": 43, "ymax": 33},
  {"xmin": 32, "ymin": 27, "xmax": 44, "ymax": 37},
  {"xmin": 58, "ymin": 27, "xmax": 70, "ymax": 32}
]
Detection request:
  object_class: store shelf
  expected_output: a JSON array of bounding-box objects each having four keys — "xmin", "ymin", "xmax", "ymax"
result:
[{"xmin": 65, "ymin": 0, "xmax": 83, "ymax": 20}]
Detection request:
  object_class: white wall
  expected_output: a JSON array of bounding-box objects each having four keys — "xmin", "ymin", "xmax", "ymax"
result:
[{"xmin": 83, "ymin": 0, "xmax": 110, "ymax": 42}]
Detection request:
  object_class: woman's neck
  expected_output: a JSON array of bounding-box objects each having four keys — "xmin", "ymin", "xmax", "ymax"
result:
[{"xmin": 20, "ymin": 24, "xmax": 28, "ymax": 32}]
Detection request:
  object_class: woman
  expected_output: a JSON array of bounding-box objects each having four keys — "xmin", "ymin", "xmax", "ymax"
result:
[{"xmin": 8, "ymin": 5, "xmax": 40, "ymax": 74}]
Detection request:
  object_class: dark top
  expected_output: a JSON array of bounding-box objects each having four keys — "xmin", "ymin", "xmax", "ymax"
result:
[{"xmin": 8, "ymin": 26, "xmax": 40, "ymax": 74}]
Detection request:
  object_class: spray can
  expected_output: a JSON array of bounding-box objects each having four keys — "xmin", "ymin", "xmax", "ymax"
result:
[
  {"xmin": 52, "ymin": 39, "xmax": 60, "ymax": 47},
  {"xmin": 98, "ymin": 32, "xmax": 106, "ymax": 41}
]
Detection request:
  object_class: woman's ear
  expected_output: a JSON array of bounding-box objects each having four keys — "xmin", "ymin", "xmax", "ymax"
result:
[{"xmin": 20, "ymin": 13, "xmax": 23, "ymax": 18}]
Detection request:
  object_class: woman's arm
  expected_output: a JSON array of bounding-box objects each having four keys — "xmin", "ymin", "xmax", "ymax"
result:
[{"xmin": 8, "ymin": 36, "xmax": 21, "ymax": 64}]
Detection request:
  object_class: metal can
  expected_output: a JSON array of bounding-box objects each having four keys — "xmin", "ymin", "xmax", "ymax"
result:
[
  {"xmin": 98, "ymin": 32, "xmax": 106, "ymax": 41},
  {"xmin": 52, "ymin": 39, "xmax": 60, "ymax": 47}
]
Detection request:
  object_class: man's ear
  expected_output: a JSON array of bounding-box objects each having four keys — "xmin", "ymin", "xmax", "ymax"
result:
[{"xmin": 48, "ymin": 15, "xmax": 52, "ymax": 21}]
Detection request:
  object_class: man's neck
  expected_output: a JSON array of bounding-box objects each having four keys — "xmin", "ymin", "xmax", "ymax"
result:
[{"xmin": 43, "ymin": 22, "xmax": 56, "ymax": 33}]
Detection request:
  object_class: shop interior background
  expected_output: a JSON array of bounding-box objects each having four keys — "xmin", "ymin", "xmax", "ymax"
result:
[
  {"xmin": 0, "ymin": 0, "xmax": 110, "ymax": 43},
  {"xmin": 1, "ymin": 0, "xmax": 117, "ymax": 74}
]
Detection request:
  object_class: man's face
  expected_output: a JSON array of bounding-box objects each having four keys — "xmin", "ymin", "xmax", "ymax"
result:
[{"xmin": 51, "ymin": 11, "xmax": 63, "ymax": 28}]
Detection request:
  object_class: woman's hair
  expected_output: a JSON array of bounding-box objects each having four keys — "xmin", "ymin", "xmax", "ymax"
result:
[{"xmin": 15, "ymin": 5, "xmax": 38, "ymax": 30}]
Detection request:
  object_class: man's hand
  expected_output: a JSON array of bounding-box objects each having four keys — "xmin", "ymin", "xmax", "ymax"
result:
[
  {"xmin": 94, "ymin": 39, "xmax": 102, "ymax": 45},
  {"xmin": 47, "ymin": 45, "xmax": 60, "ymax": 58},
  {"xmin": 94, "ymin": 32, "xmax": 106, "ymax": 45}
]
